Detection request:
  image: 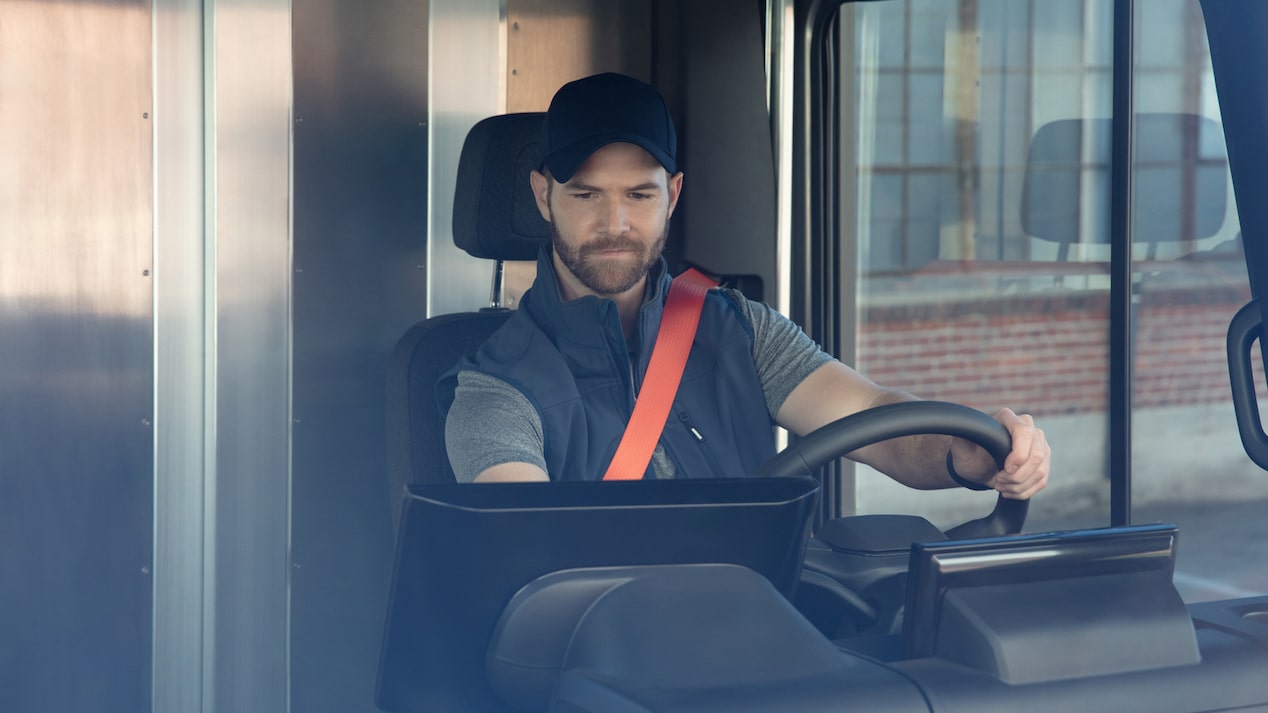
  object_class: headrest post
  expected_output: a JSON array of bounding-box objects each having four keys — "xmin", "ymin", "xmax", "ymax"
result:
[{"xmin": 489, "ymin": 259, "xmax": 506, "ymax": 309}]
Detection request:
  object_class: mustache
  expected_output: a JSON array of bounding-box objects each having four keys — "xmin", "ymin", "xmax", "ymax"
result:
[{"xmin": 579, "ymin": 235, "xmax": 642, "ymax": 255}]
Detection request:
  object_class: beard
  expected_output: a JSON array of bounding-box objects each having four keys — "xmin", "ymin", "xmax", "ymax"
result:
[{"xmin": 550, "ymin": 215, "xmax": 669, "ymax": 296}]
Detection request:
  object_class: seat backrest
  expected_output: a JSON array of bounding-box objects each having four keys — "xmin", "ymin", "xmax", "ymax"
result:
[
  {"xmin": 385, "ymin": 113, "xmax": 550, "ymax": 523},
  {"xmin": 385, "ymin": 310, "xmax": 511, "ymax": 490}
]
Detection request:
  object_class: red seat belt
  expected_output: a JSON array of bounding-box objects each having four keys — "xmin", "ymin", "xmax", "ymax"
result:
[{"xmin": 602, "ymin": 268, "xmax": 718, "ymax": 480}]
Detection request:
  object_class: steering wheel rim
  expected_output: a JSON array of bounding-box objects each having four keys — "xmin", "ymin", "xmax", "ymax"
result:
[{"xmin": 751, "ymin": 400, "xmax": 1028, "ymax": 538}]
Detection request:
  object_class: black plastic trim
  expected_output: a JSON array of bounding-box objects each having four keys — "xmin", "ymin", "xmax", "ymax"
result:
[
  {"xmin": 1227, "ymin": 299, "xmax": 1268, "ymax": 469},
  {"xmin": 1108, "ymin": 0, "xmax": 1136, "ymax": 527}
]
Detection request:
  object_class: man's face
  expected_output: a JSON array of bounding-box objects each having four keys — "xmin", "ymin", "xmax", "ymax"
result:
[{"xmin": 531, "ymin": 142, "xmax": 683, "ymax": 299}]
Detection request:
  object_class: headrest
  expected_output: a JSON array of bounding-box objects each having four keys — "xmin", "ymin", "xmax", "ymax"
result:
[
  {"xmin": 1022, "ymin": 113, "xmax": 1228, "ymax": 245},
  {"xmin": 452, "ymin": 112, "xmax": 551, "ymax": 261}
]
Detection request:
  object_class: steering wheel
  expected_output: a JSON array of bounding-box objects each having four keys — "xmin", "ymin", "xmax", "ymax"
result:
[{"xmin": 751, "ymin": 400, "xmax": 1028, "ymax": 538}]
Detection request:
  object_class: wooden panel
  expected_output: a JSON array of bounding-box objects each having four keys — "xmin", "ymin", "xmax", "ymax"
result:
[
  {"xmin": 503, "ymin": 0, "xmax": 653, "ymax": 300},
  {"xmin": 506, "ymin": 0, "xmax": 652, "ymax": 112}
]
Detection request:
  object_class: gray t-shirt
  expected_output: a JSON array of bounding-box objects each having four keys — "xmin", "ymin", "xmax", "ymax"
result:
[{"xmin": 445, "ymin": 288, "xmax": 833, "ymax": 482}]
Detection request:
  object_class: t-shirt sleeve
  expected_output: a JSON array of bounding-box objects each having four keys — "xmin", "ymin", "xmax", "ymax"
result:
[
  {"xmin": 444, "ymin": 369, "xmax": 547, "ymax": 483},
  {"xmin": 721, "ymin": 288, "xmax": 835, "ymax": 418}
]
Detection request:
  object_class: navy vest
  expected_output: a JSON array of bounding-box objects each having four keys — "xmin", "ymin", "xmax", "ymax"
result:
[{"xmin": 439, "ymin": 247, "xmax": 777, "ymax": 481}]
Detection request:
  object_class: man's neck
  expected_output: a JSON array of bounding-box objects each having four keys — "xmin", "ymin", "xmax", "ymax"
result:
[{"xmin": 552, "ymin": 259, "xmax": 648, "ymax": 342}]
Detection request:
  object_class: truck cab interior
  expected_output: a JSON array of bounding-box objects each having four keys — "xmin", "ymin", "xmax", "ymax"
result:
[
  {"xmin": 375, "ymin": 19, "xmax": 1268, "ymax": 703},
  {"xmin": 2, "ymin": 0, "xmax": 1266, "ymax": 712}
]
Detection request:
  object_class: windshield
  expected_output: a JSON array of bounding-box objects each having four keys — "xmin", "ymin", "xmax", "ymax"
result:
[{"xmin": 833, "ymin": 0, "xmax": 1266, "ymax": 602}]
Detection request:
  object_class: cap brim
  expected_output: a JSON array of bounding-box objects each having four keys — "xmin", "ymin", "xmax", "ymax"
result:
[{"xmin": 542, "ymin": 133, "xmax": 677, "ymax": 183}]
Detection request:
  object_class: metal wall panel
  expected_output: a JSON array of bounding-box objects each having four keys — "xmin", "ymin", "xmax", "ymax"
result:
[
  {"xmin": 291, "ymin": 0, "xmax": 428, "ymax": 710},
  {"xmin": 210, "ymin": 2, "xmax": 293, "ymax": 710},
  {"xmin": 0, "ymin": 1, "xmax": 154, "ymax": 710}
]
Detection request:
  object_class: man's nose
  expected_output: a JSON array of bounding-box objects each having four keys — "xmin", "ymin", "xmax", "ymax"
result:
[{"xmin": 603, "ymin": 199, "xmax": 630, "ymax": 234}]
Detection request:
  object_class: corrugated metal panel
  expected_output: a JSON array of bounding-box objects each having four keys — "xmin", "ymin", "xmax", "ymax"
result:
[{"xmin": 289, "ymin": 0, "xmax": 429, "ymax": 709}]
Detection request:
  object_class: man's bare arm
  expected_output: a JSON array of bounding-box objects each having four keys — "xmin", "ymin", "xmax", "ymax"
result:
[
  {"xmin": 776, "ymin": 360, "xmax": 1049, "ymax": 499},
  {"xmin": 473, "ymin": 462, "xmax": 550, "ymax": 483}
]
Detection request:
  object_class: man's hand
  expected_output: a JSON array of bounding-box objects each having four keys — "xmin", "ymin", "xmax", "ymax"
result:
[{"xmin": 948, "ymin": 408, "xmax": 1049, "ymax": 500}]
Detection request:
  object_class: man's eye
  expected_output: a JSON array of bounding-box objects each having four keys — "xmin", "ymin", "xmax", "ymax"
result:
[
  {"xmin": 629, "ymin": 192, "xmax": 653, "ymax": 200},
  {"xmin": 571, "ymin": 192, "xmax": 594, "ymax": 200}
]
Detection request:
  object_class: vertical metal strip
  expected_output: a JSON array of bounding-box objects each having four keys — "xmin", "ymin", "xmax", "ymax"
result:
[
  {"xmin": 771, "ymin": 0, "xmax": 796, "ymax": 325},
  {"xmin": 1109, "ymin": 0, "xmax": 1135, "ymax": 526},
  {"xmin": 201, "ymin": 3, "xmax": 220, "ymax": 709},
  {"xmin": 210, "ymin": 0, "xmax": 293, "ymax": 709},
  {"xmin": 152, "ymin": 0, "xmax": 209, "ymax": 709}
]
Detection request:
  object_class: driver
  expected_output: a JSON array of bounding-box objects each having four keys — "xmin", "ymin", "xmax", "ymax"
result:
[{"xmin": 441, "ymin": 72, "xmax": 1049, "ymax": 498}]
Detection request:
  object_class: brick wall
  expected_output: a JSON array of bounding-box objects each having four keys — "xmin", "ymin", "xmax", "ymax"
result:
[{"xmin": 856, "ymin": 284, "xmax": 1266, "ymax": 417}]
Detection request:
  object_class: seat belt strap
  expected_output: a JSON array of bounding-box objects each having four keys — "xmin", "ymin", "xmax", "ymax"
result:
[{"xmin": 602, "ymin": 268, "xmax": 718, "ymax": 481}]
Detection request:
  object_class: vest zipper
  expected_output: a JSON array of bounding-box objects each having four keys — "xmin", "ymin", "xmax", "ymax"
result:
[
  {"xmin": 615, "ymin": 304, "xmax": 639, "ymax": 411},
  {"xmin": 676, "ymin": 408, "xmax": 726, "ymax": 478}
]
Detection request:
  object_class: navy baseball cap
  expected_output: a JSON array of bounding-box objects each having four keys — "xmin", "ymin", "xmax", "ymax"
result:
[{"xmin": 538, "ymin": 72, "xmax": 678, "ymax": 183}]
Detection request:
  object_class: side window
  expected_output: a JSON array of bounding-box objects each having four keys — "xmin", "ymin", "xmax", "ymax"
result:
[{"xmin": 835, "ymin": 0, "xmax": 1263, "ymax": 601}]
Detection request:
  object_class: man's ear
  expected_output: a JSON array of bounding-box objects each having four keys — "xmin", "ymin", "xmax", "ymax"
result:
[
  {"xmin": 530, "ymin": 170, "xmax": 552, "ymax": 222},
  {"xmin": 666, "ymin": 171, "xmax": 684, "ymax": 218}
]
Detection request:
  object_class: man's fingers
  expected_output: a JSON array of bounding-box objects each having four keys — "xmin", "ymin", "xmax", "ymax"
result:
[
  {"xmin": 999, "ymin": 465, "xmax": 1049, "ymax": 500},
  {"xmin": 989, "ymin": 409, "xmax": 1050, "ymax": 500},
  {"xmin": 996, "ymin": 409, "xmax": 1036, "ymax": 473}
]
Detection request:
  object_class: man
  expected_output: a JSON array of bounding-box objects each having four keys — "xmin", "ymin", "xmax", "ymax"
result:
[{"xmin": 442, "ymin": 72, "xmax": 1049, "ymax": 499}]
